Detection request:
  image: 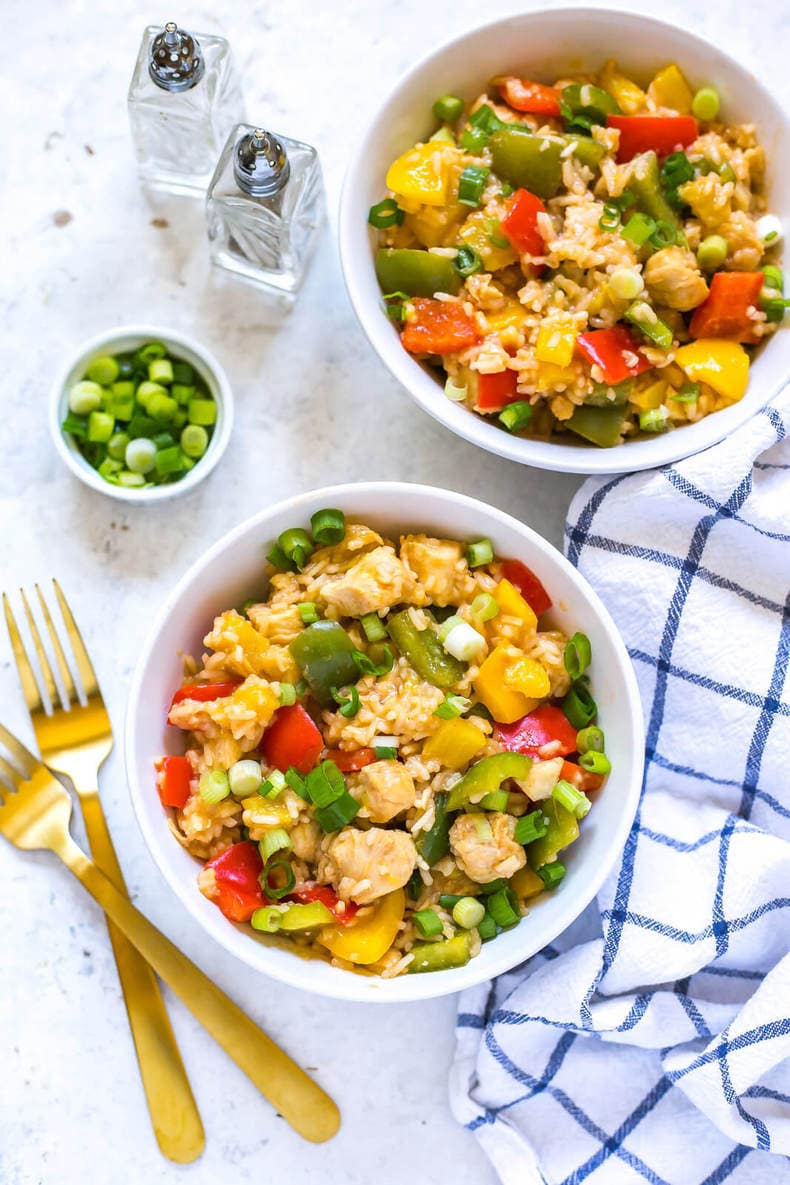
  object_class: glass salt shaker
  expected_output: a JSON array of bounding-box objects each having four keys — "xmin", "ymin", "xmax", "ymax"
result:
[
  {"xmin": 205, "ymin": 124, "xmax": 324, "ymax": 298},
  {"xmin": 127, "ymin": 21, "xmax": 245, "ymax": 196}
]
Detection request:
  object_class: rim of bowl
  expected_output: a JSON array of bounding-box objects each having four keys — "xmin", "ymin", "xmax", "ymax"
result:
[
  {"xmin": 339, "ymin": 8, "xmax": 790, "ymax": 476},
  {"xmin": 49, "ymin": 324, "xmax": 234, "ymax": 503},
  {"xmin": 125, "ymin": 481, "xmax": 645, "ymax": 1002}
]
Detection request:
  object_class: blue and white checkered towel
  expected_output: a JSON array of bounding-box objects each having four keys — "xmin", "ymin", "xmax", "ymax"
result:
[{"xmin": 451, "ymin": 384, "xmax": 790, "ymax": 1185}]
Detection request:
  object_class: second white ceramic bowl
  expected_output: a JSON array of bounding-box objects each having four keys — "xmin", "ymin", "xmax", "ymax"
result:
[
  {"xmin": 339, "ymin": 9, "xmax": 790, "ymax": 475},
  {"xmin": 50, "ymin": 324, "xmax": 234, "ymax": 503},
  {"xmin": 126, "ymin": 482, "xmax": 644, "ymax": 1002}
]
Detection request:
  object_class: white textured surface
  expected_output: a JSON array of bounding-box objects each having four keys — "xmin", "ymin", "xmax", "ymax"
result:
[{"xmin": 0, "ymin": 1, "xmax": 785, "ymax": 1182}]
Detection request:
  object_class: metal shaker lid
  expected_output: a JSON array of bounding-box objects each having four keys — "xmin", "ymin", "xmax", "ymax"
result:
[
  {"xmin": 148, "ymin": 22, "xmax": 205, "ymax": 92},
  {"xmin": 233, "ymin": 129, "xmax": 291, "ymax": 197}
]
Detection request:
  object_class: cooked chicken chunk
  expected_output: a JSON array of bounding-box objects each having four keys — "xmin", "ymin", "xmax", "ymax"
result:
[
  {"xmin": 321, "ymin": 547, "xmax": 406, "ymax": 617},
  {"xmin": 449, "ymin": 812, "xmax": 526, "ymax": 884},
  {"xmin": 290, "ymin": 819, "xmax": 321, "ymax": 864},
  {"xmin": 318, "ymin": 827, "xmax": 417, "ymax": 904},
  {"xmin": 356, "ymin": 760, "xmax": 416, "ymax": 823},
  {"xmin": 643, "ymin": 247, "xmax": 709, "ymax": 311},
  {"xmin": 400, "ymin": 535, "xmax": 466, "ymax": 606},
  {"xmin": 516, "ymin": 756, "xmax": 565, "ymax": 802}
]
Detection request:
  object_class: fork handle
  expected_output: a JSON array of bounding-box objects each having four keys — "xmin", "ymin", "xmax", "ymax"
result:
[
  {"xmin": 78, "ymin": 794, "xmax": 205, "ymax": 1163},
  {"xmin": 52, "ymin": 829, "xmax": 340, "ymax": 1144}
]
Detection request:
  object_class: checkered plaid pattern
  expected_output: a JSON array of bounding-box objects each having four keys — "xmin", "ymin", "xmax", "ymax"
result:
[{"xmin": 451, "ymin": 383, "xmax": 790, "ymax": 1185}]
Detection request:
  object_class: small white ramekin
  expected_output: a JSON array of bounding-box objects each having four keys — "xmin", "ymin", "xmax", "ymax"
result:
[{"xmin": 50, "ymin": 324, "xmax": 234, "ymax": 503}]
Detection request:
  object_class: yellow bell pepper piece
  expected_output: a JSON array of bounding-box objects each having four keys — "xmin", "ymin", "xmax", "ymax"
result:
[
  {"xmin": 459, "ymin": 210, "xmax": 518, "ymax": 270},
  {"xmin": 647, "ymin": 64, "xmax": 693, "ymax": 115},
  {"xmin": 485, "ymin": 303, "xmax": 529, "ymax": 334},
  {"xmin": 474, "ymin": 643, "xmax": 539, "ymax": 724},
  {"xmin": 511, "ymin": 865, "xmax": 545, "ymax": 901},
  {"xmin": 600, "ymin": 60, "xmax": 647, "ymax": 115},
  {"xmin": 386, "ymin": 143, "xmax": 454, "ymax": 208},
  {"xmin": 535, "ymin": 316, "xmax": 578, "ymax": 369},
  {"xmin": 504, "ymin": 655, "xmax": 551, "ymax": 699},
  {"xmin": 535, "ymin": 361, "xmax": 579, "ymax": 392},
  {"xmin": 631, "ymin": 378, "xmax": 667, "ymax": 411},
  {"xmin": 674, "ymin": 339, "xmax": 750, "ymax": 402},
  {"xmin": 240, "ymin": 796, "xmax": 294, "ymax": 830},
  {"xmin": 494, "ymin": 579, "xmax": 538, "ymax": 632},
  {"xmin": 423, "ymin": 717, "xmax": 486, "ymax": 770},
  {"xmin": 318, "ymin": 889, "xmax": 405, "ymax": 966},
  {"xmin": 404, "ymin": 202, "xmax": 465, "ymax": 248}
]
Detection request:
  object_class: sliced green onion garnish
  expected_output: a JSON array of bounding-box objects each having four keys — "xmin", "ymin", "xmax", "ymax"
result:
[
  {"xmin": 259, "ymin": 828, "xmax": 292, "ymax": 864},
  {"xmin": 537, "ymin": 861, "xmax": 566, "ymax": 889},
  {"xmin": 486, "ymin": 219, "xmax": 510, "ymax": 249},
  {"xmin": 279, "ymin": 901, "xmax": 334, "ymax": 931},
  {"xmin": 453, "ymin": 245, "xmax": 483, "ymax": 278},
  {"xmin": 304, "ymin": 760, "xmax": 345, "ymax": 807},
  {"xmin": 599, "ymin": 202, "xmax": 622, "ymax": 232},
  {"xmin": 311, "ymin": 507, "xmax": 346, "ymax": 545},
  {"xmin": 648, "ymin": 219, "xmax": 678, "ymax": 249},
  {"xmin": 762, "ymin": 265, "xmax": 783, "ymax": 291},
  {"xmin": 562, "ymin": 680, "xmax": 597, "ymax": 728},
  {"xmin": 478, "ymin": 789, "xmax": 509, "ymax": 812},
  {"xmin": 374, "ymin": 746, "xmax": 398, "ymax": 760},
  {"xmin": 691, "ymin": 86, "xmax": 720, "ymax": 121},
  {"xmin": 452, "ymin": 897, "xmax": 486, "ymax": 930},
  {"xmin": 407, "ymin": 868, "xmax": 423, "ymax": 900},
  {"xmin": 266, "ymin": 542, "xmax": 294, "ymax": 571},
  {"xmin": 437, "ymin": 615, "xmax": 464, "ymax": 643},
  {"xmin": 471, "ymin": 593, "xmax": 499, "ymax": 623},
  {"xmin": 333, "ymin": 685, "xmax": 361, "ymax": 718},
  {"xmin": 198, "ymin": 769, "xmax": 230, "ymax": 804},
  {"xmin": 352, "ymin": 646, "xmax": 394, "ymax": 677},
  {"xmin": 552, "ymin": 778, "xmax": 591, "ymax": 819},
  {"xmin": 477, "ymin": 912, "xmax": 498, "ymax": 941},
  {"xmin": 499, "ymin": 401, "xmax": 532, "ymax": 433},
  {"xmin": 576, "ymin": 725, "xmax": 605, "ymax": 754},
  {"xmin": 298, "ymin": 602, "xmax": 320, "ymax": 624},
  {"xmin": 414, "ymin": 908, "xmax": 444, "ymax": 938},
  {"xmin": 696, "ymin": 235, "xmax": 728, "ymax": 270},
  {"xmin": 434, "ymin": 694, "xmax": 471, "ymax": 720},
  {"xmin": 259, "ymin": 769, "xmax": 287, "ymax": 798},
  {"xmin": 479, "ymin": 878, "xmax": 508, "ymax": 896},
  {"xmin": 620, "ymin": 212, "xmax": 657, "ymax": 247},
  {"xmin": 250, "ymin": 905, "xmax": 284, "ymax": 933},
  {"xmin": 670, "ymin": 383, "xmax": 700, "ymax": 404},
  {"xmin": 439, "ymin": 894, "xmax": 463, "ymax": 909},
  {"xmin": 284, "ymin": 767, "xmax": 309, "ymax": 799},
  {"xmin": 314, "ymin": 791, "xmax": 360, "ymax": 832},
  {"xmin": 445, "ymin": 376, "xmax": 468, "ymax": 402},
  {"xmin": 361, "ymin": 612, "xmax": 387, "ymax": 642},
  {"xmin": 278, "ymin": 527, "xmax": 314, "ymax": 571},
  {"xmin": 467, "ymin": 538, "xmax": 494, "ymax": 568},
  {"xmin": 579, "ymin": 750, "xmax": 612, "ymax": 776},
  {"xmin": 260, "ymin": 859, "xmax": 296, "ymax": 899},
  {"xmin": 564, "ymin": 632, "xmax": 592, "ymax": 680},
  {"xmin": 458, "ymin": 165, "xmax": 490, "ymax": 208},
  {"xmin": 486, "ymin": 887, "xmax": 520, "ymax": 929},
  {"xmin": 228, "ymin": 758, "xmax": 263, "ymax": 798},
  {"xmin": 62, "ymin": 412, "xmax": 88, "ymax": 439},
  {"xmin": 514, "ymin": 809, "xmax": 550, "ymax": 845},
  {"xmin": 433, "ymin": 94, "xmax": 464, "ymax": 123},
  {"xmin": 639, "ymin": 406, "xmax": 670, "ymax": 432},
  {"xmin": 368, "ymin": 198, "xmax": 404, "ymax": 229},
  {"xmin": 279, "ymin": 682, "xmax": 297, "ymax": 706}
]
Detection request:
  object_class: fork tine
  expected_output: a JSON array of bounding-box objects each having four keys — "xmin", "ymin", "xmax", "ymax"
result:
[
  {"xmin": 3, "ymin": 593, "xmax": 44, "ymax": 715},
  {"xmin": 52, "ymin": 580, "xmax": 99, "ymax": 700},
  {"xmin": 36, "ymin": 584, "xmax": 78, "ymax": 709},
  {"xmin": 0, "ymin": 722, "xmax": 39, "ymax": 777},
  {"xmin": 0, "ymin": 752, "xmax": 23, "ymax": 792},
  {"xmin": 19, "ymin": 588, "xmax": 58, "ymax": 709}
]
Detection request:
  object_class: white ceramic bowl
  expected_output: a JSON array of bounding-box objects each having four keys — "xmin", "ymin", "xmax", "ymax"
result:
[
  {"xmin": 50, "ymin": 324, "xmax": 233, "ymax": 503},
  {"xmin": 339, "ymin": 9, "xmax": 790, "ymax": 475},
  {"xmin": 126, "ymin": 482, "xmax": 643, "ymax": 1002}
]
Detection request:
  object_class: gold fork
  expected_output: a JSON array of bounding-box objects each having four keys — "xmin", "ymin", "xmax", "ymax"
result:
[
  {"xmin": 0, "ymin": 723, "xmax": 341, "ymax": 1143},
  {"xmin": 2, "ymin": 582, "xmax": 204, "ymax": 1162}
]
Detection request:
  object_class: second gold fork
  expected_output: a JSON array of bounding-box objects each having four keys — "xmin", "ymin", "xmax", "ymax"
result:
[{"xmin": 3, "ymin": 582, "xmax": 204, "ymax": 1164}]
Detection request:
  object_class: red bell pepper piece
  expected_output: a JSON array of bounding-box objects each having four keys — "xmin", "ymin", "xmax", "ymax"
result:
[
  {"xmin": 475, "ymin": 369, "xmax": 520, "ymax": 411},
  {"xmin": 206, "ymin": 841, "xmax": 266, "ymax": 922},
  {"xmin": 561, "ymin": 759, "xmax": 604, "ymax": 793},
  {"xmin": 495, "ymin": 77, "xmax": 562, "ymax": 116},
  {"xmin": 499, "ymin": 559, "xmax": 552, "ymax": 615},
  {"xmin": 401, "ymin": 298, "xmax": 480, "ymax": 355},
  {"xmin": 501, "ymin": 188, "xmax": 547, "ymax": 257},
  {"xmin": 170, "ymin": 681, "xmax": 240, "ymax": 708},
  {"xmin": 607, "ymin": 114, "xmax": 698, "ymax": 162},
  {"xmin": 290, "ymin": 884, "xmax": 360, "ymax": 926},
  {"xmin": 156, "ymin": 755, "xmax": 193, "ymax": 808},
  {"xmin": 262, "ymin": 704, "xmax": 324, "ymax": 774},
  {"xmin": 689, "ymin": 271, "xmax": 764, "ymax": 343},
  {"xmin": 326, "ymin": 747, "xmax": 377, "ymax": 773},
  {"xmin": 495, "ymin": 705, "xmax": 578, "ymax": 758},
  {"xmin": 576, "ymin": 326, "xmax": 653, "ymax": 386}
]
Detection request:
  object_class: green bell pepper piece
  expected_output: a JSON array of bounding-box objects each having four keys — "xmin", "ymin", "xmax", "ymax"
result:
[
  {"xmin": 630, "ymin": 152, "xmax": 680, "ymax": 227},
  {"xmin": 387, "ymin": 609, "xmax": 466, "ymax": 690},
  {"xmin": 625, "ymin": 303, "xmax": 673, "ymax": 350},
  {"xmin": 417, "ymin": 791, "xmax": 451, "ymax": 865},
  {"xmin": 567, "ymin": 404, "xmax": 629, "ymax": 448},
  {"xmin": 584, "ymin": 378, "xmax": 634, "ymax": 407},
  {"xmin": 375, "ymin": 248, "xmax": 461, "ymax": 298},
  {"xmin": 488, "ymin": 128, "xmax": 564, "ymax": 200},
  {"xmin": 289, "ymin": 621, "xmax": 359, "ymax": 707},
  {"xmin": 446, "ymin": 752, "xmax": 533, "ymax": 811},
  {"xmin": 407, "ymin": 932, "xmax": 472, "ymax": 973},
  {"xmin": 565, "ymin": 134, "xmax": 607, "ymax": 170},
  {"xmin": 561, "ymin": 83, "xmax": 621, "ymax": 123},
  {"xmin": 528, "ymin": 799, "xmax": 579, "ymax": 869}
]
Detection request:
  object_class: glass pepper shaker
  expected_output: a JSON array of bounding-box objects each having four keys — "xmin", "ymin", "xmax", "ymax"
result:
[
  {"xmin": 127, "ymin": 21, "xmax": 245, "ymax": 196},
  {"xmin": 205, "ymin": 124, "xmax": 324, "ymax": 298}
]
